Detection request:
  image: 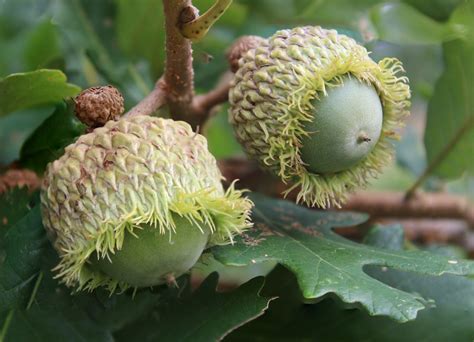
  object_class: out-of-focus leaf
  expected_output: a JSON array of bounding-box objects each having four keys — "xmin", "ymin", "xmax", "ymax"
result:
[
  {"xmin": 115, "ymin": 273, "xmax": 273, "ymax": 342},
  {"xmin": 19, "ymin": 102, "xmax": 85, "ymax": 174},
  {"xmin": 403, "ymin": 0, "xmax": 463, "ymax": 22},
  {"xmin": 1, "ymin": 240, "xmax": 115, "ymax": 342},
  {"xmin": 424, "ymin": 1, "xmax": 474, "ymax": 178},
  {"xmin": 370, "ymin": 2, "xmax": 462, "ymax": 44},
  {"xmin": 194, "ymin": 0, "xmax": 248, "ymax": 28},
  {"xmin": 0, "ymin": 107, "xmax": 53, "ymax": 165},
  {"xmin": 228, "ymin": 226, "xmax": 474, "ymax": 342},
  {"xmin": 0, "ymin": 188, "xmax": 33, "ymax": 234},
  {"xmin": 447, "ymin": 175, "xmax": 474, "ymax": 201},
  {"xmin": 115, "ymin": 0, "xmax": 165, "ymax": 78},
  {"xmin": 212, "ymin": 194, "xmax": 474, "ymax": 322},
  {"xmin": 0, "ymin": 69, "xmax": 80, "ymax": 117},
  {"xmin": 24, "ymin": 19, "xmax": 61, "ymax": 70},
  {"xmin": 206, "ymin": 106, "xmax": 243, "ymax": 159},
  {"xmin": 367, "ymin": 163, "xmax": 416, "ymax": 191},
  {"xmin": 395, "ymin": 124, "xmax": 427, "ymax": 176},
  {"xmin": 52, "ymin": 0, "xmax": 152, "ymax": 107},
  {"xmin": 363, "ymin": 224, "xmax": 405, "ymax": 250}
]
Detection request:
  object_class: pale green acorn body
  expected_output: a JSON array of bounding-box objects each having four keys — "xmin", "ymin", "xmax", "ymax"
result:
[
  {"xmin": 229, "ymin": 26, "xmax": 411, "ymax": 207},
  {"xmin": 41, "ymin": 115, "xmax": 252, "ymax": 292},
  {"xmin": 300, "ymin": 76, "xmax": 383, "ymax": 174}
]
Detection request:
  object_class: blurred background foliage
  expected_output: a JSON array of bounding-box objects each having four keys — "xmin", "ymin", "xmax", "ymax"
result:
[{"xmin": 0, "ymin": 0, "xmax": 472, "ymax": 193}]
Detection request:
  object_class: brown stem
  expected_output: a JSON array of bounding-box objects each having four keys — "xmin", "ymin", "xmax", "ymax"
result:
[
  {"xmin": 162, "ymin": 0, "xmax": 196, "ymax": 125},
  {"xmin": 218, "ymin": 157, "xmax": 474, "ymax": 228},
  {"xmin": 191, "ymin": 71, "xmax": 232, "ymax": 119},
  {"xmin": 124, "ymin": 78, "xmax": 167, "ymax": 117},
  {"xmin": 344, "ymin": 191, "xmax": 474, "ymax": 227}
]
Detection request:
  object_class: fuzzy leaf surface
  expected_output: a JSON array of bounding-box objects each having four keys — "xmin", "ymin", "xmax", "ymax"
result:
[
  {"xmin": 212, "ymin": 194, "xmax": 474, "ymax": 322},
  {"xmin": 0, "ymin": 69, "xmax": 80, "ymax": 117}
]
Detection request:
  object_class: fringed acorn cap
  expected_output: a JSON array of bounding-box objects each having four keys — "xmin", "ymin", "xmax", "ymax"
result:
[
  {"xmin": 229, "ymin": 26, "xmax": 410, "ymax": 208},
  {"xmin": 41, "ymin": 116, "xmax": 253, "ymax": 292}
]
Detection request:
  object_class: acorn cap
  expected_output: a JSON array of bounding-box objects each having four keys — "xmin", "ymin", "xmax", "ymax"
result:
[
  {"xmin": 74, "ymin": 85, "xmax": 125, "ymax": 128},
  {"xmin": 229, "ymin": 26, "xmax": 411, "ymax": 208},
  {"xmin": 41, "ymin": 116, "xmax": 253, "ymax": 291},
  {"xmin": 227, "ymin": 35, "xmax": 267, "ymax": 73}
]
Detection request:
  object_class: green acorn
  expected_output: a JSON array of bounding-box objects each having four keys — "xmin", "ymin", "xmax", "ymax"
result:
[
  {"xmin": 229, "ymin": 26, "xmax": 411, "ymax": 207},
  {"xmin": 41, "ymin": 116, "xmax": 253, "ymax": 292}
]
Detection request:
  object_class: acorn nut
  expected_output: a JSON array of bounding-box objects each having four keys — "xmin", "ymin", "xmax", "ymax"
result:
[
  {"xmin": 229, "ymin": 26, "xmax": 411, "ymax": 208},
  {"xmin": 41, "ymin": 116, "xmax": 253, "ymax": 292}
]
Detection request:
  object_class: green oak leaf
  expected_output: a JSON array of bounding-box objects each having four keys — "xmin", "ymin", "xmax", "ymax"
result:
[
  {"xmin": 0, "ymin": 206, "xmax": 46, "ymax": 319},
  {"xmin": 0, "ymin": 69, "xmax": 80, "ymax": 117},
  {"xmin": 228, "ymin": 225, "xmax": 474, "ymax": 341},
  {"xmin": 19, "ymin": 102, "xmax": 85, "ymax": 174},
  {"xmin": 0, "ymin": 188, "xmax": 33, "ymax": 234},
  {"xmin": 211, "ymin": 194, "xmax": 474, "ymax": 322},
  {"xmin": 370, "ymin": 2, "xmax": 463, "ymax": 45},
  {"xmin": 115, "ymin": 273, "xmax": 274, "ymax": 342}
]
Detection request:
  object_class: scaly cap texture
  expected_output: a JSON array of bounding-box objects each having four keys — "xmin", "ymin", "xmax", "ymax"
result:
[
  {"xmin": 41, "ymin": 116, "xmax": 253, "ymax": 292},
  {"xmin": 229, "ymin": 26, "xmax": 411, "ymax": 208}
]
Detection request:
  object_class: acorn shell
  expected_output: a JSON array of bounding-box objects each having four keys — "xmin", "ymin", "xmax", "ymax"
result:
[
  {"xmin": 41, "ymin": 116, "xmax": 252, "ymax": 292},
  {"xmin": 229, "ymin": 26, "xmax": 410, "ymax": 208}
]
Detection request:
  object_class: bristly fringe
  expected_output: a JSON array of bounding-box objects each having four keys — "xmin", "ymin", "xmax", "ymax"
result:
[
  {"xmin": 54, "ymin": 183, "xmax": 252, "ymax": 293},
  {"xmin": 41, "ymin": 116, "xmax": 253, "ymax": 293},
  {"xmin": 229, "ymin": 26, "xmax": 411, "ymax": 208}
]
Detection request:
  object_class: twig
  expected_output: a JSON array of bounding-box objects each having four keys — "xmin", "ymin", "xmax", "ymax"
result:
[
  {"xmin": 162, "ymin": 0, "xmax": 196, "ymax": 124},
  {"xmin": 405, "ymin": 115, "xmax": 474, "ymax": 199},
  {"xmin": 123, "ymin": 1, "xmax": 234, "ymax": 126},
  {"xmin": 344, "ymin": 191, "xmax": 474, "ymax": 227},
  {"xmin": 218, "ymin": 157, "xmax": 474, "ymax": 228},
  {"xmin": 124, "ymin": 78, "xmax": 167, "ymax": 117},
  {"xmin": 191, "ymin": 71, "xmax": 232, "ymax": 118}
]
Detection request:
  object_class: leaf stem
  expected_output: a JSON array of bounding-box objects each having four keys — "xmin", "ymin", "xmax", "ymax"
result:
[{"xmin": 405, "ymin": 114, "xmax": 474, "ymax": 200}]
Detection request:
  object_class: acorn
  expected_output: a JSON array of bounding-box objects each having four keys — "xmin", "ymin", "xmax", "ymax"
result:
[
  {"xmin": 40, "ymin": 116, "xmax": 253, "ymax": 292},
  {"xmin": 229, "ymin": 26, "xmax": 411, "ymax": 208}
]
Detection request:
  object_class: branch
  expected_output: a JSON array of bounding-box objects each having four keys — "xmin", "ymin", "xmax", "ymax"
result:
[
  {"xmin": 191, "ymin": 71, "xmax": 232, "ymax": 119},
  {"xmin": 344, "ymin": 191, "xmax": 474, "ymax": 227},
  {"xmin": 124, "ymin": 2, "xmax": 244, "ymax": 127},
  {"xmin": 124, "ymin": 78, "xmax": 167, "ymax": 117},
  {"xmin": 162, "ymin": 0, "xmax": 195, "ymax": 123},
  {"xmin": 218, "ymin": 157, "xmax": 474, "ymax": 228}
]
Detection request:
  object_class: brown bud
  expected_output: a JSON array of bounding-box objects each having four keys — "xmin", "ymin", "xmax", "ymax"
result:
[
  {"xmin": 226, "ymin": 35, "xmax": 267, "ymax": 73},
  {"xmin": 0, "ymin": 169, "xmax": 40, "ymax": 194},
  {"xmin": 74, "ymin": 86, "xmax": 124, "ymax": 128},
  {"xmin": 179, "ymin": 5, "xmax": 199, "ymax": 24}
]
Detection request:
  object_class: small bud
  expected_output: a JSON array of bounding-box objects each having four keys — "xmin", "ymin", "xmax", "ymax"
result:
[
  {"xmin": 226, "ymin": 35, "xmax": 267, "ymax": 73},
  {"xmin": 74, "ymin": 85, "xmax": 124, "ymax": 128}
]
